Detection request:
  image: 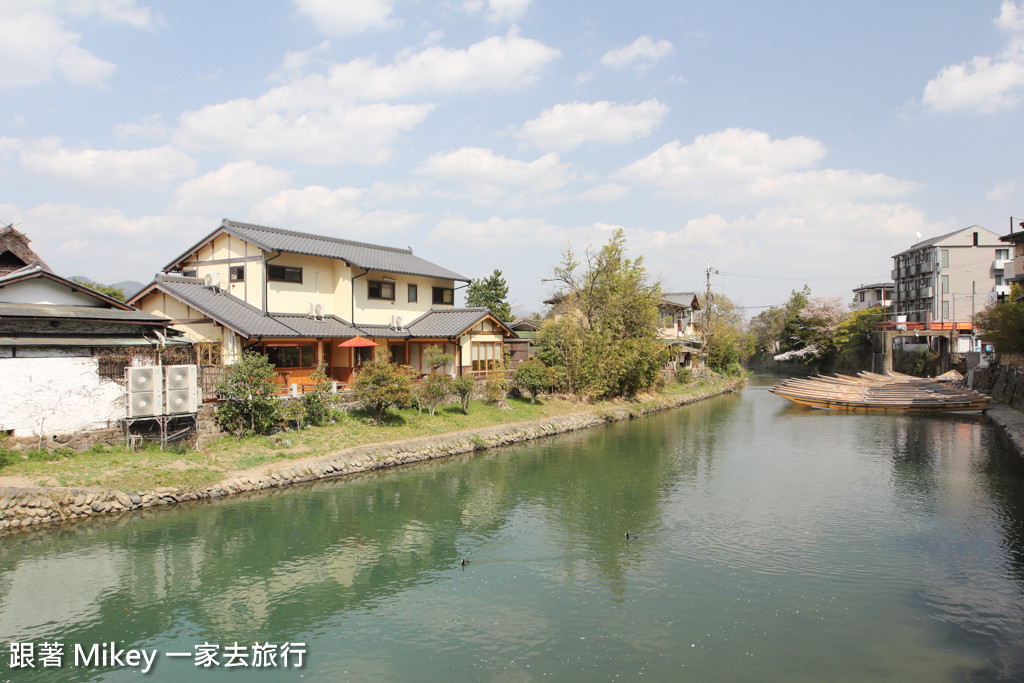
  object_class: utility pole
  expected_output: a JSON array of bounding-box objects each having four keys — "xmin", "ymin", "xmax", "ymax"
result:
[{"xmin": 701, "ymin": 262, "xmax": 719, "ymax": 362}]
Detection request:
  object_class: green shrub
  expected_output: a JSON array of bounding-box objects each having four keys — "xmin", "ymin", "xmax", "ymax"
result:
[
  {"xmin": 302, "ymin": 362, "xmax": 332, "ymax": 426},
  {"xmin": 451, "ymin": 376, "xmax": 475, "ymax": 415},
  {"xmin": 514, "ymin": 359, "xmax": 548, "ymax": 403},
  {"xmin": 675, "ymin": 367, "xmax": 692, "ymax": 384},
  {"xmin": 0, "ymin": 448, "xmax": 14, "ymax": 469},
  {"xmin": 352, "ymin": 360, "xmax": 413, "ymax": 423},
  {"xmin": 419, "ymin": 373, "xmax": 453, "ymax": 416},
  {"xmin": 215, "ymin": 351, "xmax": 282, "ymax": 436}
]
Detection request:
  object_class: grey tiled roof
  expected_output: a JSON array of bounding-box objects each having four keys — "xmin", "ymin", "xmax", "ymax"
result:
[
  {"xmin": 661, "ymin": 292, "xmax": 699, "ymax": 308},
  {"xmin": 271, "ymin": 313, "xmax": 361, "ymax": 338},
  {"xmin": 406, "ymin": 307, "xmax": 507, "ymax": 338},
  {"xmin": 0, "ymin": 302, "xmax": 168, "ymax": 324},
  {"xmin": 138, "ymin": 275, "xmax": 365, "ymax": 339},
  {"xmin": 166, "ymin": 219, "xmax": 470, "ymax": 282},
  {"xmin": 356, "ymin": 324, "xmax": 411, "ymax": 339}
]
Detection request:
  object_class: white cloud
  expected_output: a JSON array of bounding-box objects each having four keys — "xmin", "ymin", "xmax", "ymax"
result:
[
  {"xmin": 250, "ymin": 186, "xmax": 421, "ymax": 236},
  {"xmin": 997, "ymin": 0, "xmax": 1024, "ymax": 31},
  {"xmin": 113, "ymin": 114, "xmax": 172, "ymax": 142},
  {"xmin": 429, "ymin": 215, "xmax": 602, "ymax": 249},
  {"xmin": 171, "ymin": 161, "xmax": 293, "ymax": 213},
  {"xmin": 174, "ymin": 30, "xmax": 557, "ymax": 163},
  {"xmin": 176, "ymin": 102, "xmax": 433, "ymax": 165},
  {"xmin": 270, "ymin": 41, "xmax": 332, "ymax": 81},
  {"xmin": 576, "ymin": 183, "xmax": 628, "ymax": 202},
  {"xmin": 319, "ymin": 28, "xmax": 559, "ymax": 101},
  {"xmin": 600, "ymin": 36, "xmax": 673, "ymax": 71},
  {"xmin": 618, "ymin": 128, "xmax": 919, "ymax": 202},
  {"xmin": 417, "ymin": 147, "xmax": 574, "ymax": 203},
  {"xmin": 987, "ymin": 178, "xmax": 1020, "ymax": 200},
  {"xmin": 293, "ymin": 0, "xmax": 394, "ymax": 36},
  {"xmin": 64, "ymin": 0, "xmax": 164, "ymax": 30},
  {"xmin": 0, "ymin": 202, "xmax": 211, "ymax": 282},
  {"xmin": 458, "ymin": 0, "xmax": 531, "ymax": 23},
  {"xmin": 0, "ymin": 1, "xmax": 160, "ymax": 89},
  {"xmin": 0, "ymin": 7, "xmax": 113, "ymax": 88},
  {"xmin": 924, "ymin": 2, "xmax": 1024, "ymax": 112},
  {"xmin": 19, "ymin": 138, "xmax": 196, "ymax": 187},
  {"xmin": 517, "ymin": 99, "xmax": 668, "ymax": 150}
]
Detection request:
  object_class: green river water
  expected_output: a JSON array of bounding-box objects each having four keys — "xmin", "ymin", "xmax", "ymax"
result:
[{"xmin": 2, "ymin": 377, "xmax": 1024, "ymax": 681}]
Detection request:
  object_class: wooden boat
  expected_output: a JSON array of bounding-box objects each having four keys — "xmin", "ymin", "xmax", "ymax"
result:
[{"xmin": 769, "ymin": 373, "xmax": 989, "ymax": 413}]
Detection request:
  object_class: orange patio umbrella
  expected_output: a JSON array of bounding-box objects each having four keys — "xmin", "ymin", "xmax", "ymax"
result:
[{"xmin": 337, "ymin": 335, "xmax": 378, "ymax": 348}]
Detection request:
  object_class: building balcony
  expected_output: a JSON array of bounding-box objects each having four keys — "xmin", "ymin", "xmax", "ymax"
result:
[
  {"xmin": 994, "ymin": 258, "xmax": 1011, "ymax": 271},
  {"xmin": 920, "ymin": 286, "xmax": 934, "ymax": 298},
  {"xmin": 891, "ymin": 268, "xmax": 899, "ymax": 280},
  {"xmin": 920, "ymin": 262, "xmax": 935, "ymax": 273}
]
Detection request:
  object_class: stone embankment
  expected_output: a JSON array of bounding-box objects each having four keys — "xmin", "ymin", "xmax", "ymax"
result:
[
  {"xmin": 972, "ymin": 363, "xmax": 1024, "ymax": 456},
  {"xmin": 0, "ymin": 380, "xmax": 742, "ymax": 534}
]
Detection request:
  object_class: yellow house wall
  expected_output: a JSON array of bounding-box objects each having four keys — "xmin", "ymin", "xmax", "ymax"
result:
[
  {"xmin": 181, "ymin": 233, "xmax": 264, "ymax": 310},
  {"xmin": 134, "ymin": 290, "xmax": 244, "ymax": 363},
  {"xmin": 459, "ymin": 319, "xmax": 506, "ymax": 372},
  {"xmin": 350, "ymin": 271, "xmax": 456, "ymax": 327}
]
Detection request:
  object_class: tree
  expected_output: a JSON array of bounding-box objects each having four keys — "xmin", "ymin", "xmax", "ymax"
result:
[
  {"xmin": 215, "ymin": 351, "xmax": 281, "ymax": 436},
  {"xmin": 799, "ymin": 295, "xmax": 850, "ymax": 359},
  {"xmin": 302, "ymin": 362, "xmax": 332, "ymax": 426},
  {"xmin": 352, "ymin": 360, "xmax": 413, "ymax": 423},
  {"xmin": 465, "ymin": 269, "xmax": 513, "ymax": 322},
  {"xmin": 701, "ymin": 292, "xmax": 748, "ymax": 373},
  {"xmin": 975, "ymin": 284, "xmax": 1024, "ymax": 353},
  {"xmin": 514, "ymin": 359, "xmax": 548, "ymax": 403},
  {"xmin": 539, "ymin": 229, "xmax": 666, "ymax": 398},
  {"xmin": 451, "ymin": 376, "xmax": 475, "ymax": 414},
  {"xmin": 73, "ymin": 277, "xmax": 126, "ymax": 302},
  {"xmin": 418, "ymin": 373, "xmax": 453, "ymax": 416}
]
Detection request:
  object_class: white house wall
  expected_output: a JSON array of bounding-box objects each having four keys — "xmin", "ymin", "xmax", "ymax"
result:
[
  {"xmin": 0, "ymin": 278, "xmax": 105, "ymax": 306},
  {"xmin": 0, "ymin": 356, "xmax": 124, "ymax": 437}
]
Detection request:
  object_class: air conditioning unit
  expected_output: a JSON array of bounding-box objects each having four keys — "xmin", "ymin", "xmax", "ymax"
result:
[
  {"xmin": 395, "ymin": 315, "xmax": 403, "ymax": 329},
  {"xmin": 204, "ymin": 272, "xmax": 221, "ymax": 290},
  {"xmin": 126, "ymin": 366, "xmax": 163, "ymax": 418},
  {"xmin": 164, "ymin": 365, "xmax": 199, "ymax": 414},
  {"xmin": 309, "ymin": 302, "xmax": 325, "ymax": 319}
]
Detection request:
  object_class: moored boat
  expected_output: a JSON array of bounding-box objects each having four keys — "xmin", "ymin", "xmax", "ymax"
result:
[{"xmin": 769, "ymin": 373, "xmax": 989, "ymax": 413}]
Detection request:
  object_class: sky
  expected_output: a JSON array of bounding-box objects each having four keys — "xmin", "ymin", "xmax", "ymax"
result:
[{"xmin": 2, "ymin": 0, "xmax": 1023, "ymax": 317}]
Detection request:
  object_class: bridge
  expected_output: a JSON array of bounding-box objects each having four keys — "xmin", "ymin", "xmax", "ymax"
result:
[{"xmin": 871, "ymin": 321, "xmax": 974, "ymax": 374}]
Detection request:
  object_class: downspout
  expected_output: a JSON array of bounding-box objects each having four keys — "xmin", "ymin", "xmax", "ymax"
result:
[
  {"xmin": 263, "ymin": 251, "xmax": 283, "ymax": 315},
  {"xmin": 351, "ymin": 266, "xmax": 370, "ymax": 327}
]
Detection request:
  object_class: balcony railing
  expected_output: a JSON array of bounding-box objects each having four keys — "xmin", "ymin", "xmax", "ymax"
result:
[{"xmin": 994, "ymin": 258, "xmax": 1011, "ymax": 271}]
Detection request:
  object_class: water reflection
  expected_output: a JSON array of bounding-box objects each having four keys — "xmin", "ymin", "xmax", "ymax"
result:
[{"xmin": 1, "ymin": 380, "xmax": 1023, "ymax": 681}]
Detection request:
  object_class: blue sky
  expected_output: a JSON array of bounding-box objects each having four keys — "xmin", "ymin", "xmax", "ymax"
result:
[{"xmin": 2, "ymin": 0, "xmax": 1023, "ymax": 315}]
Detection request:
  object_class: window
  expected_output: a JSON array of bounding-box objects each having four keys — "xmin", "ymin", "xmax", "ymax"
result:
[
  {"xmin": 182, "ymin": 268, "xmax": 197, "ymax": 278},
  {"xmin": 941, "ymin": 249, "xmax": 949, "ymax": 268},
  {"xmin": 368, "ymin": 280, "xmax": 395, "ymax": 300},
  {"xmin": 973, "ymin": 232, "xmax": 979, "ymax": 246},
  {"xmin": 996, "ymin": 248, "xmax": 1010, "ymax": 260},
  {"xmin": 433, "ymin": 287, "xmax": 455, "ymax": 305},
  {"xmin": 354, "ymin": 346, "xmax": 374, "ymax": 365},
  {"xmin": 471, "ymin": 341, "xmax": 503, "ymax": 375},
  {"xmin": 858, "ymin": 292, "xmax": 865, "ymax": 302},
  {"xmin": 996, "ymin": 273, "xmax": 1004, "ymax": 286},
  {"xmin": 268, "ymin": 265, "xmax": 302, "ymax": 283},
  {"xmin": 408, "ymin": 284, "xmax": 418, "ymax": 303},
  {"xmin": 264, "ymin": 343, "xmax": 317, "ymax": 368},
  {"xmin": 941, "ymin": 275, "xmax": 949, "ymax": 294},
  {"xmin": 942, "ymin": 301, "xmax": 950, "ymax": 319},
  {"xmin": 229, "ymin": 266, "xmax": 244, "ymax": 282}
]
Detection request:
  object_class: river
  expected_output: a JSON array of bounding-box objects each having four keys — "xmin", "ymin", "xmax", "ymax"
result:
[{"xmin": 2, "ymin": 377, "xmax": 1024, "ymax": 681}]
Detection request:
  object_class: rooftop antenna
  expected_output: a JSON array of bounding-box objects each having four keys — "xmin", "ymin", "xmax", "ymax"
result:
[{"xmin": 915, "ymin": 231, "xmax": 922, "ymax": 243}]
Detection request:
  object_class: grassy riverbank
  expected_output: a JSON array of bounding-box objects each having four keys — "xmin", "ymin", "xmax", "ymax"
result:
[{"xmin": 0, "ymin": 377, "xmax": 739, "ymax": 493}]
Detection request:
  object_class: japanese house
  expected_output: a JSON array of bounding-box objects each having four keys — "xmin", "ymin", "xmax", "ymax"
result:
[{"xmin": 129, "ymin": 219, "xmax": 515, "ymax": 387}]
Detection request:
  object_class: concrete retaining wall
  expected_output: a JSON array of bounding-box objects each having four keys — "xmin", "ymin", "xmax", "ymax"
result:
[{"xmin": 0, "ymin": 380, "xmax": 741, "ymax": 534}]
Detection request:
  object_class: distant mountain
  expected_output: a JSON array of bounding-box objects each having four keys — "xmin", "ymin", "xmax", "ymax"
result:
[
  {"xmin": 111, "ymin": 280, "xmax": 145, "ymax": 298},
  {"xmin": 70, "ymin": 276, "xmax": 145, "ymax": 300}
]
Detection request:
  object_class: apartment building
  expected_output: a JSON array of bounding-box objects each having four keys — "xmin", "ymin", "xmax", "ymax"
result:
[
  {"xmin": 891, "ymin": 225, "xmax": 1006, "ymax": 324},
  {"xmin": 851, "ymin": 283, "xmax": 893, "ymax": 312}
]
